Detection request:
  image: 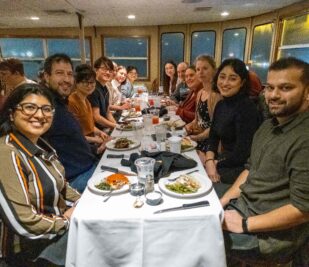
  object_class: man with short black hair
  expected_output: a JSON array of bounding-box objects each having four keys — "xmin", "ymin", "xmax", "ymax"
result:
[
  {"xmin": 219, "ymin": 57, "xmax": 309, "ymax": 262},
  {"xmin": 88, "ymin": 56, "xmax": 117, "ymax": 130},
  {"xmin": 43, "ymin": 53, "xmax": 98, "ymax": 192}
]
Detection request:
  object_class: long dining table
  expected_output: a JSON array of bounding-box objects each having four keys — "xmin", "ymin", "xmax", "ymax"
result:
[{"xmin": 65, "ymin": 110, "xmax": 227, "ymax": 267}]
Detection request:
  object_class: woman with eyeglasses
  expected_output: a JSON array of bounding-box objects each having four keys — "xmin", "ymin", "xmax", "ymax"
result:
[
  {"xmin": 0, "ymin": 83, "xmax": 80, "ymax": 266},
  {"xmin": 120, "ymin": 66, "xmax": 138, "ymax": 98},
  {"xmin": 68, "ymin": 64, "xmax": 110, "ymax": 156}
]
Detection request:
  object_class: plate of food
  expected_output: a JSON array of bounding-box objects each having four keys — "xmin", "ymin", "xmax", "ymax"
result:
[
  {"xmin": 164, "ymin": 119, "xmax": 186, "ymax": 130},
  {"xmin": 116, "ymin": 121, "xmax": 143, "ymax": 131},
  {"xmin": 106, "ymin": 137, "xmax": 141, "ymax": 151},
  {"xmin": 122, "ymin": 109, "xmax": 142, "ymax": 118},
  {"xmin": 166, "ymin": 137, "xmax": 197, "ymax": 152},
  {"xmin": 158, "ymin": 172, "xmax": 212, "ymax": 198},
  {"xmin": 88, "ymin": 173, "xmax": 131, "ymax": 195}
]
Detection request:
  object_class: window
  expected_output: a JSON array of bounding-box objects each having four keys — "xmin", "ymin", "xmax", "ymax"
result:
[
  {"xmin": 104, "ymin": 37, "xmax": 149, "ymax": 79},
  {"xmin": 191, "ymin": 31, "xmax": 216, "ymax": 64},
  {"xmin": 221, "ymin": 28, "xmax": 246, "ymax": 61},
  {"xmin": 278, "ymin": 13, "xmax": 309, "ymax": 63},
  {"xmin": 160, "ymin": 32, "xmax": 184, "ymax": 80},
  {"xmin": 250, "ymin": 23, "xmax": 274, "ymax": 83},
  {"xmin": 0, "ymin": 37, "xmax": 91, "ymax": 80}
]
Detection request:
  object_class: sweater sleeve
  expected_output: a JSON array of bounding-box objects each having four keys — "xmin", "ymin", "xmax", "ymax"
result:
[
  {"xmin": 0, "ymin": 148, "xmax": 69, "ymax": 239},
  {"xmin": 217, "ymin": 102, "xmax": 259, "ymax": 168}
]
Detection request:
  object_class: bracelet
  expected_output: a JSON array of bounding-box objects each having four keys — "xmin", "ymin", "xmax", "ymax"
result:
[
  {"xmin": 242, "ymin": 217, "xmax": 249, "ymax": 233},
  {"xmin": 205, "ymin": 158, "xmax": 214, "ymax": 164}
]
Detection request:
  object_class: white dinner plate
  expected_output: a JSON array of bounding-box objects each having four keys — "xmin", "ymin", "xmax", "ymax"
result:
[
  {"xmin": 116, "ymin": 123, "xmax": 144, "ymax": 131},
  {"xmin": 87, "ymin": 173, "xmax": 132, "ymax": 195},
  {"xmin": 158, "ymin": 172, "xmax": 212, "ymax": 198},
  {"xmin": 106, "ymin": 137, "xmax": 141, "ymax": 151},
  {"xmin": 122, "ymin": 110, "xmax": 142, "ymax": 118}
]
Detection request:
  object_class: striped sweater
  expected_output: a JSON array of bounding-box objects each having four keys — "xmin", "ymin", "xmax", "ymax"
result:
[{"xmin": 0, "ymin": 131, "xmax": 80, "ymax": 240}]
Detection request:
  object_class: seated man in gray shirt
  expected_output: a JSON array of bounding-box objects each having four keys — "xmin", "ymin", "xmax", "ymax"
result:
[
  {"xmin": 170, "ymin": 62, "xmax": 189, "ymax": 103},
  {"xmin": 215, "ymin": 57, "xmax": 309, "ymax": 262}
]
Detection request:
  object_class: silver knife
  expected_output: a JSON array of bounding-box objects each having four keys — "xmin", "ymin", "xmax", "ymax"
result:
[
  {"xmin": 100, "ymin": 165, "xmax": 136, "ymax": 176},
  {"xmin": 153, "ymin": 200, "xmax": 209, "ymax": 214}
]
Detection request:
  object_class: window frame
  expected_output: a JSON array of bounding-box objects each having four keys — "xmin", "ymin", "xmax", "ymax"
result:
[
  {"xmin": 160, "ymin": 31, "xmax": 185, "ymax": 82},
  {"xmin": 190, "ymin": 30, "xmax": 216, "ymax": 64},
  {"xmin": 249, "ymin": 22, "xmax": 274, "ymax": 83},
  {"xmin": 102, "ymin": 35, "xmax": 150, "ymax": 81},
  {"xmin": 221, "ymin": 27, "xmax": 247, "ymax": 62}
]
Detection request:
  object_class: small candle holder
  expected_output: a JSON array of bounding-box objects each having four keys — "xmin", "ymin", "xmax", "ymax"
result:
[{"xmin": 129, "ymin": 183, "xmax": 145, "ymax": 196}]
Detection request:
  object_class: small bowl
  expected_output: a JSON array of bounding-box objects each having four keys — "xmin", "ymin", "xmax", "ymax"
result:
[
  {"xmin": 145, "ymin": 191, "xmax": 162, "ymax": 206},
  {"xmin": 129, "ymin": 183, "xmax": 145, "ymax": 196}
]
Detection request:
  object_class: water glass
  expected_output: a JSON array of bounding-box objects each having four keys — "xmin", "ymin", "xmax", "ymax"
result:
[
  {"xmin": 143, "ymin": 114, "xmax": 153, "ymax": 131},
  {"xmin": 155, "ymin": 124, "xmax": 167, "ymax": 142},
  {"xmin": 134, "ymin": 157, "xmax": 156, "ymax": 185},
  {"xmin": 168, "ymin": 136, "xmax": 182, "ymax": 154}
]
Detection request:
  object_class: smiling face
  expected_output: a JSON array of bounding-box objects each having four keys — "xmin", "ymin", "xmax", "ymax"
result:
[
  {"xmin": 265, "ymin": 68, "xmax": 309, "ymax": 123},
  {"xmin": 96, "ymin": 65, "xmax": 113, "ymax": 85},
  {"xmin": 185, "ymin": 68, "xmax": 201, "ymax": 91},
  {"xmin": 12, "ymin": 94, "xmax": 54, "ymax": 143},
  {"xmin": 217, "ymin": 66, "xmax": 244, "ymax": 97},
  {"xmin": 165, "ymin": 63, "xmax": 176, "ymax": 79},
  {"xmin": 196, "ymin": 60, "xmax": 215, "ymax": 84},
  {"xmin": 127, "ymin": 69, "xmax": 138, "ymax": 83},
  {"xmin": 44, "ymin": 61, "xmax": 74, "ymax": 98},
  {"xmin": 115, "ymin": 68, "xmax": 127, "ymax": 84},
  {"xmin": 76, "ymin": 79, "xmax": 96, "ymax": 97}
]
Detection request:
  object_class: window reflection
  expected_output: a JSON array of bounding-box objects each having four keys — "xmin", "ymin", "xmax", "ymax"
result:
[
  {"xmin": 191, "ymin": 31, "xmax": 215, "ymax": 64},
  {"xmin": 221, "ymin": 28, "xmax": 246, "ymax": 61}
]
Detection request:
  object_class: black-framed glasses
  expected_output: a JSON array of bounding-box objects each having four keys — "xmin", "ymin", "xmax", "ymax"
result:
[
  {"xmin": 80, "ymin": 80, "xmax": 96, "ymax": 86},
  {"xmin": 15, "ymin": 103, "xmax": 55, "ymax": 117}
]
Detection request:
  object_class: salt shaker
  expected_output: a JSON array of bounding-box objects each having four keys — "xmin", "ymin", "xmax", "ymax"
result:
[{"xmin": 145, "ymin": 174, "xmax": 154, "ymax": 193}]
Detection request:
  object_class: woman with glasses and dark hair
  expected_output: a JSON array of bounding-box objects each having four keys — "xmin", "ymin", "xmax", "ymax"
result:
[
  {"xmin": 204, "ymin": 58, "xmax": 261, "ymax": 185},
  {"xmin": 68, "ymin": 64, "xmax": 110, "ymax": 156},
  {"xmin": 120, "ymin": 65, "xmax": 138, "ymax": 98},
  {"xmin": 0, "ymin": 83, "xmax": 80, "ymax": 266}
]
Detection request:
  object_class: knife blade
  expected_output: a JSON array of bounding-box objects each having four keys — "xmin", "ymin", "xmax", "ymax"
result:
[
  {"xmin": 106, "ymin": 154, "xmax": 127, "ymax": 159},
  {"xmin": 100, "ymin": 165, "xmax": 136, "ymax": 176},
  {"xmin": 153, "ymin": 200, "xmax": 209, "ymax": 214}
]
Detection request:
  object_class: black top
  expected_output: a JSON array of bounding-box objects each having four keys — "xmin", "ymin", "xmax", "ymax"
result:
[
  {"xmin": 43, "ymin": 90, "xmax": 96, "ymax": 180},
  {"xmin": 88, "ymin": 81, "xmax": 110, "ymax": 119},
  {"xmin": 208, "ymin": 92, "xmax": 260, "ymax": 168}
]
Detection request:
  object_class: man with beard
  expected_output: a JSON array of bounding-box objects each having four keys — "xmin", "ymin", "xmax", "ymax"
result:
[
  {"xmin": 218, "ymin": 57, "xmax": 309, "ymax": 263},
  {"xmin": 43, "ymin": 53, "xmax": 98, "ymax": 193}
]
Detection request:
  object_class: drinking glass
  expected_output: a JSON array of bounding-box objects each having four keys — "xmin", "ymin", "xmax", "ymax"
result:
[
  {"xmin": 155, "ymin": 124, "xmax": 167, "ymax": 142},
  {"xmin": 143, "ymin": 114, "xmax": 153, "ymax": 131},
  {"xmin": 134, "ymin": 157, "xmax": 156, "ymax": 185},
  {"xmin": 150, "ymin": 109, "xmax": 159, "ymax": 125}
]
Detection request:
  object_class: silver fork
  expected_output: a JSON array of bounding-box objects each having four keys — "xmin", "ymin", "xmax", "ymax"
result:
[{"xmin": 167, "ymin": 169, "xmax": 199, "ymax": 182}]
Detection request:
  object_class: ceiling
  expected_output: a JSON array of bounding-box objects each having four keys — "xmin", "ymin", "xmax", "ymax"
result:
[{"xmin": 0, "ymin": 0, "xmax": 303, "ymax": 28}]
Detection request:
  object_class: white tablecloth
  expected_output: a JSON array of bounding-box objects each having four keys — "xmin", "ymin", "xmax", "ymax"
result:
[{"xmin": 66, "ymin": 117, "xmax": 226, "ymax": 267}]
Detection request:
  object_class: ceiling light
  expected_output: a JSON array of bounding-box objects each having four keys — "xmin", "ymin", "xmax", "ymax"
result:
[
  {"xmin": 221, "ymin": 11, "xmax": 229, "ymax": 17},
  {"xmin": 128, "ymin": 15, "xmax": 135, "ymax": 20},
  {"xmin": 30, "ymin": 16, "xmax": 40, "ymax": 20},
  {"xmin": 234, "ymin": 33, "xmax": 239, "ymax": 37}
]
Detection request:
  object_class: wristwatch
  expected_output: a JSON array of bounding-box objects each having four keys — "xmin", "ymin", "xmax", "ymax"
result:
[{"xmin": 242, "ymin": 217, "xmax": 249, "ymax": 233}]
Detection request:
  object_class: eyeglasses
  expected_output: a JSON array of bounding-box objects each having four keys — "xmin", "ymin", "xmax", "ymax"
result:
[
  {"xmin": 80, "ymin": 80, "xmax": 96, "ymax": 86},
  {"xmin": 15, "ymin": 103, "xmax": 55, "ymax": 117},
  {"xmin": 98, "ymin": 66, "xmax": 113, "ymax": 73}
]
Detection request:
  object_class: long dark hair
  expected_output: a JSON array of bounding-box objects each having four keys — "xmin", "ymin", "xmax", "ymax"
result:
[
  {"xmin": 213, "ymin": 58, "xmax": 250, "ymax": 95},
  {"xmin": 163, "ymin": 61, "xmax": 177, "ymax": 95},
  {"xmin": 0, "ymin": 83, "xmax": 54, "ymax": 136}
]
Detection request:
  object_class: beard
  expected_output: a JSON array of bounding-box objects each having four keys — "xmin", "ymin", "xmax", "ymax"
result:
[{"xmin": 267, "ymin": 94, "xmax": 306, "ymax": 118}]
